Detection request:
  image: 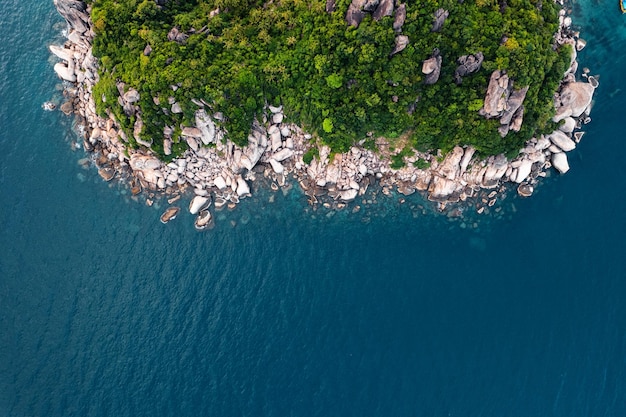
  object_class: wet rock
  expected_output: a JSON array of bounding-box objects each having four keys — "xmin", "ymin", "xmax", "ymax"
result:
[
  {"xmin": 54, "ymin": 0, "xmax": 90, "ymax": 34},
  {"xmin": 160, "ymin": 206, "xmax": 180, "ymax": 224},
  {"xmin": 189, "ymin": 195, "xmax": 210, "ymax": 214},
  {"xmin": 98, "ymin": 167, "xmax": 115, "ymax": 182},
  {"xmin": 339, "ymin": 189, "xmax": 358, "ymax": 201},
  {"xmin": 49, "ymin": 45, "xmax": 73, "ymax": 62},
  {"xmin": 517, "ymin": 183, "xmax": 533, "ymax": 197},
  {"xmin": 552, "ymin": 152, "xmax": 570, "ymax": 174},
  {"xmin": 194, "ymin": 210, "xmax": 213, "ymax": 230},
  {"xmin": 54, "ymin": 62, "xmax": 77, "ymax": 82},
  {"xmin": 234, "ymin": 176, "xmax": 249, "ymax": 197}
]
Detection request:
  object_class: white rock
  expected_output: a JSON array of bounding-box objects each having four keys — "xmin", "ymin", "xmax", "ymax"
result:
[
  {"xmin": 280, "ymin": 126, "xmax": 291, "ymax": 137},
  {"xmin": 182, "ymin": 127, "xmax": 203, "ymax": 137},
  {"xmin": 514, "ymin": 159, "xmax": 533, "ymax": 183},
  {"xmin": 552, "ymin": 152, "xmax": 570, "ymax": 174},
  {"xmin": 285, "ymin": 137, "xmax": 294, "ymax": 149},
  {"xmin": 339, "ymin": 189, "xmax": 358, "ymax": 201},
  {"xmin": 195, "ymin": 109, "xmax": 216, "ymax": 145},
  {"xmin": 54, "ymin": 62, "xmax": 76, "ymax": 82},
  {"xmin": 272, "ymin": 148, "xmax": 294, "ymax": 162},
  {"xmin": 236, "ymin": 176, "xmax": 250, "ymax": 197},
  {"xmin": 189, "ymin": 196, "xmax": 210, "ymax": 214},
  {"xmin": 559, "ymin": 117, "xmax": 576, "ymax": 133},
  {"xmin": 269, "ymin": 158, "xmax": 284, "ymax": 174},
  {"xmin": 186, "ymin": 136, "xmax": 199, "ymax": 152},
  {"xmin": 460, "ymin": 146, "xmax": 476, "ymax": 173},
  {"xmin": 358, "ymin": 164, "xmax": 368, "ymax": 176},
  {"xmin": 214, "ymin": 176, "xmax": 227, "ymax": 189},
  {"xmin": 549, "ymin": 130, "xmax": 576, "ymax": 152},
  {"xmin": 270, "ymin": 130, "xmax": 282, "ymax": 152},
  {"xmin": 269, "ymin": 105, "xmax": 283, "ymax": 113},
  {"xmin": 49, "ymin": 45, "xmax": 73, "ymax": 62},
  {"xmin": 272, "ymin": 113, "xmax": 284, "ymax": 124},
  {"xmin": 123, "ymin": 89, "xmax": 140, "ymax": 103},
  {"xmin": 171, "ymin": 102, "xmax": 183, "ymax": 114}
]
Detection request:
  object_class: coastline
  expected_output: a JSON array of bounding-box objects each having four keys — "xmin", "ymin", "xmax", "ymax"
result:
[{"xmin": 49, "ymin": 0, "xmax": 597, "ymax": 225}]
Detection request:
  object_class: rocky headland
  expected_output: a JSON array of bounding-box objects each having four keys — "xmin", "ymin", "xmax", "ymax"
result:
[{"xmin": 50, "ymin": 0, "xmax": 597, "ymax": 226}]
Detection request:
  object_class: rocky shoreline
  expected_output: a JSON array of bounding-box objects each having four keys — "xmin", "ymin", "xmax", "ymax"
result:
[{"xmin": 50, "ymin": 0, "xmax": 597, "ymax": 226}]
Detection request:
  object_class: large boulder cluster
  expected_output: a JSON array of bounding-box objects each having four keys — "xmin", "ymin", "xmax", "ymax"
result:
[
  {"xmin": 51, "ymin": 0, "xmax": 597, "ymax": 225},
  {"xmin": 344, "ymin": 0, "xmax": 408, "ymax": 57},
  {"xmin": 480, "ymin": 70, "xmax": 529, "ymax": 137}
]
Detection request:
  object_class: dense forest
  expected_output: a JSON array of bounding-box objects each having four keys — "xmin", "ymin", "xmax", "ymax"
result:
[{"xmin": 85, "ymin": 0, "xmax": 571, "ymax": 159}]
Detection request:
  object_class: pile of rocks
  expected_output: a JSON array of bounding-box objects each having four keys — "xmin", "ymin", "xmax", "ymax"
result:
[{"xmin": 51, "ymin": 0, "xmax": 597, "ymax": 226}]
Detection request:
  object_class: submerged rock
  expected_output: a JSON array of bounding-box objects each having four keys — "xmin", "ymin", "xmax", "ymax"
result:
[
  {"xmin": 194, "ymin": 210, "xmax": 213, "ymax": 230},
  {"xmin": 160, "ymin": 206, "xmax": 180, "ymax": 224},
  {"xmin": 98, "ymin": 167, "xmax": 115, "ymax": 182}
]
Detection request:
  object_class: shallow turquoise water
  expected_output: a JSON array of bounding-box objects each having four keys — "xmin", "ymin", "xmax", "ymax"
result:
[{"xmin": 1, "ymin": 1, "xmax": 625, "ymax": 416}]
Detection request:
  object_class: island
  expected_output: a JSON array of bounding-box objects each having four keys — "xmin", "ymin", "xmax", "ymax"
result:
[{"xmin": 50, "ymin": 0, "xmax": 596, "ymax": 226}]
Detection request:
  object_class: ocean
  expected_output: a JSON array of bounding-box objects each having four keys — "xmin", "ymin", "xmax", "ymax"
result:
[{"xmin": 1, "ymin": 1, "xmax": 625, "ymax": 416}]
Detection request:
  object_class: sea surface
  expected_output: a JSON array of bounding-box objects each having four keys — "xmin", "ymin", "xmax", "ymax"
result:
[{"xmin": 1, "ymin": 1, "xmax": 625, "ymax": 416}]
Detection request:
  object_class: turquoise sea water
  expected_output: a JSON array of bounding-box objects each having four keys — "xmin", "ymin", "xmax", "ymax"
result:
[{"xmin": 1, "ymin": 1, "xmax": 625, "ymax": 416}]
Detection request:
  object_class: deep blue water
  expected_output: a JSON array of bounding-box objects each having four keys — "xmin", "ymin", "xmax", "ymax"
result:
[{"xmin": 1, "ymin": 1, "xmax": 625, "ymax": 416}]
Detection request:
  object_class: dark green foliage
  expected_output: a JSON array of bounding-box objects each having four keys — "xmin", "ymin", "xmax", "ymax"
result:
[
  {"xmin": 390, "ymin": 146, "xmax": 414, "ymax": 170},
  {"xmin": 302, "ymin": 147, "xmax": 319, "ymax": 165},
  {"xmin": 413, "ymin": 158, "xmax": 431, "ymax": 169},
  {"xmin": 89, "ymin": 0, "xmax": 570, "ymax": 156}
]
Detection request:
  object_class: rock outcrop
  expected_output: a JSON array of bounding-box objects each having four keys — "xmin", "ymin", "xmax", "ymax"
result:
[
  {"xmin": 391, "ymin": 35, "xmax": 409, "ymax": 56},
  {"xmin": 51, "ymin": 0, "xmax": 597, "ymax": 224},
  {"xmin": 553, "ymin": 82, "xmax": 595, "ymax": 122},
  {"xmin": 454, "ymin": 52, "xmax": 484, "ymax": 84},
  {"xmin": 422, "ymin": 50, "xmax": 442, "ymax": 85},
  {"xmin": 432, "ymin": 8, "xmax": 448, "ymax": 32},
  {"xmin": 480, "ymin": 70, "xmax": 528, "ymax": 137},
  {"xmin": 393, "ymin": 3, "xmax": 406, "ymax": 32},
  {"xmin": 54, "ymin": 0, "xmax": 90, "ymax": 34}
]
